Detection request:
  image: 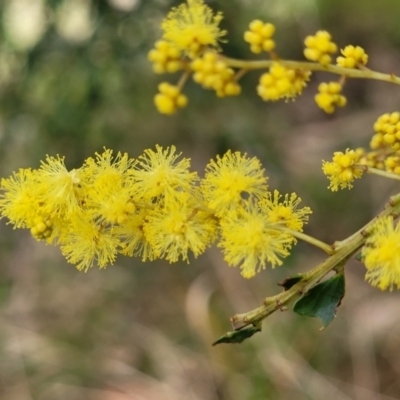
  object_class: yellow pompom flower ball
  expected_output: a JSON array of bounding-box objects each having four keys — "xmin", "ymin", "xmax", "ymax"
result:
[
  {"xmin": 161, "ymin": 0, "xmax": 226, "ymax": 59},
  {"xmin": 315, "ymin": 81, "xmax": 346, "ymax": 113},
  {"xmin": 244, "ymin": 20, "xmax": 276, "ymax": 54},
  {"xmin": 257, "ymin": 63, "xmax": 310, "ymax": 101},
  {"xmin": 304, "ymin": 30, "xmax": 337, "ymax": 66},
  {"xmin": 336, "ymin": 45, "xmax": 368, "ymax": 68},
  {"xmin": 148, "ymin": 40, "xmax": 184, "ymax": 74},
  {"xmin": 322, "ymin": 149, "xmax": 363, "ymax": 191},
  {"xmin": 154, "ymin": 82, "xmax": 188, "ymax": 115},
  {"xmin": 191, "ymin": 51, "xmax": 241, "ymax": 97},
  {"xmin": 371, "ymin": 112, "xmax": 400, "ymax": 150}
]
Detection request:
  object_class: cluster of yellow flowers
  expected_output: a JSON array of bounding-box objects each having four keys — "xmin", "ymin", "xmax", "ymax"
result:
[
  {"xmin": 315, "ymin": 82, "xmax": 347, "ymax": 114},
  {"xmin": 148, "ymin": 40, "xmax": 184, "ymax": 74},
  {"xmin": 243, "ymin": 20, "xmax": 276, "ymax": 54},
  {"xmin": 323, "ymin": 111, "xmax": 400, "ymax": 192},
  {"xmin": 154, "ymin": 82, "xmax": 188, "ymax": 115},
  {"xmin": 336, "ymin": 45, "xmax": 368, "ymax": 68},
  {"xmin": 2, "ymin": 0, "xmax": 400, "ymax": 325},
  {"xmin": 320, "ymin": 109, "xmax": 400, "ymax": 291},
  {"xmin": 257, "ymin": 63, "xmax": 311, "ymax": 101},
  {"xmin": 303, "ymin": 30, "xmax": 337, "ymax": 66},
  {"xmin": 148, "ymin": 0, "xmax": 370, "ymax": 115},
  {"xmin": 191, "ymin": 52, "xmax": 241, "ymax": 97},
  {"xmin": 371, "ymin": 111, "xmax": 400, "ymax": 150},
  {"xmin": 0, "ymin": 146, "xmax": 311, "ymax": 278},
  {"xmin": 97, "ymin": 14, "xmax": 400, "ymax": 296},
  {"xmin": 322, "ymin": 148, "xmax": 363, "ymax": 191}
]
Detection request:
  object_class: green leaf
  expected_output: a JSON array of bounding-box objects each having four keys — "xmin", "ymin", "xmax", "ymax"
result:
[
  {"xmin": 277, "ymin": 275, "xmax": 303, "ymax": 290},
  {"xmin": 212, "ymin": 325, "xmax": 261, "ymax": 346},
  {"xmin": 293, "ymin": 273, "xmax": 345, "ymax": 327}
]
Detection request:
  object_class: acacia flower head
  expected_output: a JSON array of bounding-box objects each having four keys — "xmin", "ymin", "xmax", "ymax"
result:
[
  {"xmin": 218, "ymin": 200, "xmax": 293, "ymax": 278},
  {"xmin": 257, "ymin": 63, "xmax": 311, "ymax": 101},
  {"xmin": 371, "ymin": 111, "xmax": 400, "ymax": 150},
  {"xmin": 35, "ymin": 155, "xmax": 83, "ymax": 217},
  {"xmin": 114, "ymin": 208, "xmax": 157, "ymax": 261},
  {"xmin": 315, "ymin": 81, "xmax": 347, "ymax": 113},
  {"xmin": 244, "ymin": 20, "xmax": 275, "ymax": 54},
  {"xmin": 131, "ymin": 145, "xmax": 198, "ymax": 201},
  {"xmin": 147, "ymin": 40, "xmax": 184, "ymax": 74},
  {"xmin": 304, "ymin": 30, "xmax": 337, "ymax": 66},
  {"xmin": 201, "ymin": 150, "xmax": 268, "ymax": 216},
  {"xmin": 144, "ymin": 191, "xmax": 217, "ymax": 263},
  {"xmin": 0, "ymin": 157, "xmax": 83, "ymax": 241},
  {"xmin": 322, "ymin": 149, "xmax": 363, "ymax": 191},
  {"xmin": 84, "ymin": 149, "xmax": 135, "ymax": 190},
  {"xmin": 154, "ymin": 82, "xmax": 188, "ymax": 115},
  {"xmin": 161, "ymin": 0, "xmax": 226, "ymax": 58},
  {"xmin": 0, "ymin": 168, "xmax": 37, "ymax": 229},
  {"xmin": 259, "ymin": 190, "xmax": 312, "ymax": 232},
  {"xmin": 82, "ymin": 149, "xmax": 137, "ymax": 225},
  {"xmin": 336, "ymin": 45, "xmax": 368, "ymax": 68},
  {"xmin": 59, "ymin": 213, "xmax": 120, "ymax": 272},
  {"xmin": 191, "ymin": 51, "xmax": 241, "ymax": 97},
  {"xmin": 362, "ymin": 216, "xmax": 400, "ymax": 291}
]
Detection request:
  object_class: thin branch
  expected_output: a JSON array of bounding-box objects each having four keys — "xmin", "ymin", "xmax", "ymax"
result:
[{"xmin": 223, "ymin": 57, "xmax": 400, "ymax": 85}]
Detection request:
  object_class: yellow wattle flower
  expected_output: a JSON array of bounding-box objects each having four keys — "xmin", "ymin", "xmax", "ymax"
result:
[
  {"xmin": 161, "ymin": 0, "xmax": 226, "ymax": 58},
  {"xmin": 362, "ymin": 216, "xmax": 400, "ymax": 291}
]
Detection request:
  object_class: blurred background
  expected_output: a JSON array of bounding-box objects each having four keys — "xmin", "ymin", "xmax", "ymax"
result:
[{"xmin": 0, "ymin": 0, "xmax": 400, "ymax": 399}]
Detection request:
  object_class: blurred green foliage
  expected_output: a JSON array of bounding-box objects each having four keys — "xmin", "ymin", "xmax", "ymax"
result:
[{"xmin": 1, "ymin": 0, "xmax": 400, "ymax": 399}]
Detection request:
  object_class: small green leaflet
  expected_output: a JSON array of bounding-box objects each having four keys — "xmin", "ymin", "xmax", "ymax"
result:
[
  {"xmin": 293, "ymin": 273, "xmax": 345, "ymax": 328},
  {"xmin": 212, "ymin": 325, "xmax": 261, "ymax": 346}
]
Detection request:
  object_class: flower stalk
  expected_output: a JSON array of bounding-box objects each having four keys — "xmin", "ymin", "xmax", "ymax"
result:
[
  {"xmin": 223, "ymin": 57, "xmax": 400, "ymax": 85},
  {"xmin": 281, "ymin": 227, "xmax": 334, "ymax": 255}
]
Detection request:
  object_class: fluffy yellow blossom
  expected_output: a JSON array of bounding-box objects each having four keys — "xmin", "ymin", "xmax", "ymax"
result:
[
  {"xmin": 154, "ymin": 82, "xmax": 188, "ymax": 115},
  {"xmin": 257, "ymin": 63, "xmax": 311, "ymax": 101},
  {"xmin": 243, "ymin": 20, "xmax": 275, "ymax": 54},
  {"xmin": 362, "ymin": 216, "xmax": 400, "ymax": 291},
  {"xmin": 371, "ymin": 112, "xmax": 400, "ymax": 150},
  {"xmin": 34, "ymin": 155, "xmax": 83, "ymax": 217},
  {"xmin": 315, "ymin": 81, "xmax": 347, "ymax": 113},
  {"xmin": 304, "ymin": 31, "xmax": 337, "ymax": 66},
  {"xmin": 322, "ymin": 149, "xmax": 363, "ymax": 191},
  {"xmin": 336, "ymin": 45, "xmax": 368, "ymax": 68},
  {"xmin": 59, "ymin": 213, "xmax": 120, "ymax": 272},
  {"xmin": 0, "ymin": 147, "xmax": 312, "ymax": 276},
  {"xmin": 147, "ymin": 40, "xmax": 184, "ymax": 74},
  {"xmin": 191, "ymin": 51, "xmax": 241, "ymax": 97},
  {"xmin": 218, "ymin": 200, "xmax": 293, "ymax": 278},
  {"xmin": 144, "ymin": 191, "xmax": 217, "ymax": 262},
  {"xmin": 0, "ymin": 149, "xmax": 139, "ymax": 269},
  {"xmin": 131, "ymin": 145, "xmax": 198, "ymax": 201},
  {"xmin": 82, "ymin": 149, "xmax": 137, "ymax": 225},
  {"xmin": 259, "ymin": 190, "xmax": 312, "ymax": 232},
  {"xmin": 84, "ymin": 149, "xmax": 134, "ymax": 189},
  {"xmin": 0, "ymin": 157, "xmax": 85, "ymax": 243},
  {"xmin": 201, "ymin": 150, "xmax": 268, "ymax": 216},
  {"xmin": 114, "ymin": 209, "xmax": 157, "ymax": 261},
  {"xmin": 0, "ymin": 168, "xmax": 37, "ymax": 229},
  {"xmin": 161, "ymin": 0, "xmax": 226, "ymax": 58}
]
